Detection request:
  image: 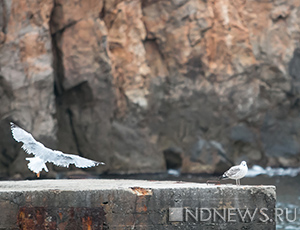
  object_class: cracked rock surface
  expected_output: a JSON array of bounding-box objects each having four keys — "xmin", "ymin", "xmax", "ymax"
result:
[{"xmin": 1, "ymin": 0, "xmax": 300, "ymax": 177}]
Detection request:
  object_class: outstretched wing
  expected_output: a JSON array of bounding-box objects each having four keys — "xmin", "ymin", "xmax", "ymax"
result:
[
  {"xmin": 11, "ymin": 122, "xmax": 105, "ymax": 168},
  {"xmin": 11, "ymin": 122, "xmax": 47, "ymax": 157},
  {"xmin": 48, "ymin": 150, "xmax": 105, "ymax": 168},
  {"xmin": 224, "ymin": 165, "xmax": 241, "ymax": 178}
]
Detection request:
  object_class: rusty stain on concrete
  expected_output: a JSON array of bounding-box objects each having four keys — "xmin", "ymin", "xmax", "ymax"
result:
[
  {"xmin": 17, "ymin": 207, "xmax": 106, "ymax": 229},
  {"xmin": 130, "ymin": 187, "xmax": 152, "ymax": 215},
  {"xmin": 130, "ymin": 187, "xmax": 153, "ymax": 196}
]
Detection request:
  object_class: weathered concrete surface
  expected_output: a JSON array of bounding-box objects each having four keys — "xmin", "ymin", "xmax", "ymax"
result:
[{"xmin": 0, "ymin": 179, "xmax": 276, "ymax": 229}]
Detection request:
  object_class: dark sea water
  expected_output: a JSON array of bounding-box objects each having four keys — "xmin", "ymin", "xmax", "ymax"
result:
[
  {"xmin": 94, "ymin": 169, "xmax": 300, "ymax": 229},
  {"xmin": 244, "ymin": 175, "xmax": 300, "ymax": 229}
]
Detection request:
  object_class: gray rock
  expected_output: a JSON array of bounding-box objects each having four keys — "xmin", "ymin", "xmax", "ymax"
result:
[
  {"xmin": 261, "ymin": 116, "xmax": 300, "ymax": 158},
  {"xmin": 1, "ymin": 0, "xmax": 300, "ymax": 177},
  {"xmin": 230, "ymin": 124, "xmax": 255, "ymax": 143}
]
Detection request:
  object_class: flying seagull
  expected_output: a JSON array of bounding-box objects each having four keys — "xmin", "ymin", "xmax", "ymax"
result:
[
  {"xmin": 220, "ymin": 161, "xmax": 248, "ymax": 185},
  {"xmin": 10, "ymin": 122, "xmax": 105, "ymax": 177}
]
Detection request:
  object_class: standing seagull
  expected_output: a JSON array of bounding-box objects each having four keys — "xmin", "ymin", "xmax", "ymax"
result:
[
  {"xmin": 220, "ymin": 161, "xmax": 248, "ymax": 185},
  {"xmin": 10, "ymin": 122, "xmax": 105, "ymax": 177}
]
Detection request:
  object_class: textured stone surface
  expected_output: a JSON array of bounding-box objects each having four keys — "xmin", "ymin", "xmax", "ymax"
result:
[
  {"xmin": 1, "ymin": 0, "xmax": 300, "ymax": 177},
  {"xmin": 0, "ymin": 0, "xmax": 56, "ymax": 177},
  {"xmin": 0, "ymin": 179, "xmax": 276, "ymax": 229}
]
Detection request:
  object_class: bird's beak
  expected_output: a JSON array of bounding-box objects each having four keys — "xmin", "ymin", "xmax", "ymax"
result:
[{"xmin": 36, "ymin": 172, "xmax": 40, "ymax": 178}]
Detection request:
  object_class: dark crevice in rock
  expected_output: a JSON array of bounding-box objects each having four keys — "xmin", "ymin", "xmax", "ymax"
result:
[
  {"xmin": 0, "ymin": 0, "xmax": 7, "ymax": 44},
  {"xmin": 66, "ymin": 109, "xmax": 84, "ymax": 157},
  {"xmin": 50, "ymin": 0, "xmax": 65, "ymax": 96},
  {"xmin": 50, "ymin": 0, "xmax": 77, "ymax": 157},
  {"xmin": 51, "ymin": 32, "xmax": 64, "ymax": 96},
  {"xmin": 289, "ymin": 48, "xmax": 300, "ymax": 81},
  {"xmin": 141, "ymin": 0, "xmax": 161, "ymax": 8},
  {"xmin": 0, "ymin": 121, "xmax": 18, "ymax": 176},
  {"xmin": 0, "ymin": 0, "xmax": 8, "ymax": 33},
  {"xmin": 0, "ymin": 0, "xmax": 7, "ymax": 33},
  {"xmin": 52, "ymin": 20, "xmax": 80, "ymax": 36},
  {"xmin": 163, "ymin": 147, "xmax": 183, "ymax": 169},
  {"xmin": 0, "ymin": 76, "xmax": 14, "ymax": 120},
  {"xmin": 56, "ymin": 82, "xmax": 94, "ymax": 108},
  {"xmin": 50, "ymin": 1, "xmax": 85, "ymax": 35},
  {"xmin": 99, "ymin": 0, "xmax": 122, "ymax": 30},
  {"xmin": 144, "ymin": 37, "xmax": 164, "ymax": 57},
  {"xmin": 99, "ymin": 1, "xmax": 106, "ymax": 20},
  {"xmin": 50, "ymin": 1, "xmax": 80, "ymax": 35},
  {"xmin": 185, "ymin": 55, "xmax": 205, "ymax": 81}
]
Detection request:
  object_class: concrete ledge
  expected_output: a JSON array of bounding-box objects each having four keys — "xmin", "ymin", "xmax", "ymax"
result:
[{"xmin": 0, "ymin": 179, "xmax": 276, "ymax": 229}]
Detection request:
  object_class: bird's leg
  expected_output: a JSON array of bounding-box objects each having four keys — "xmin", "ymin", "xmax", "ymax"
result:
[
  {"xmin": 238, "ymin": 179, "xmax": 240, "ymax": 186},
  {"xmin": 36, "ymin": 172, "xmax": 40, "ymax": 178}
]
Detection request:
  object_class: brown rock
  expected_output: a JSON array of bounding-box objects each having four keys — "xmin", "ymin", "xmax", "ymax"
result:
[
  {"xmin": 52, "ymin": 0, "xmax": 165, "ymax": 175},
  {"xmin": 271, "ymin": 5, "xmax": 291, "ymax": 21},
  {"xmin": 0, "ymin": 0, "xmax": 56, "ymax": 177},
  {"xmin": 0, "ymin": 31, "xmax": 5, "ymax": 44},
  {"xmin": 58, "ymin": 18, "xmax": 109, "ymax": 90},
  {"xmin": 105, "ymin": 1, "xmax": 151, "ymax": 112},
  {"xmin": 1, "ymin": 0, "xmax": 300, "ymax": 178},
  {"xmin": 51, "ymin": 0, "xmax": 104, "ymax": 33}
]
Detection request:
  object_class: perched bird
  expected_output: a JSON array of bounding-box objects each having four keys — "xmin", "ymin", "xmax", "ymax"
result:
[
  {"xmin": 220, "ymin": 161, "xmax": 248, "ymax": 185},
  {"xmin": 10, "ymin": 122, "xmax": 105, "ymax": 177}
]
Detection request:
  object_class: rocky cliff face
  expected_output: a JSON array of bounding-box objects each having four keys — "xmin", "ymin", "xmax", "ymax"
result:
[{"xmin": 1, "ymin": 0, "xmax": 300, "ymax": 178}]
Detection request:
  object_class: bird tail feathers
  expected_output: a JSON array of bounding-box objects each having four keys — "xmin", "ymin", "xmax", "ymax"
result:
[{"xmin": 26, "ymin": 157, "xmax": 48, "ymax": 174}]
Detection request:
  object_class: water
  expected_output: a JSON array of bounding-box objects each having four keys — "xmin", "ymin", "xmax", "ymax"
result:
[{"xmin": 245, "ymin": 175, "xmax": 300, "ymax": 229}]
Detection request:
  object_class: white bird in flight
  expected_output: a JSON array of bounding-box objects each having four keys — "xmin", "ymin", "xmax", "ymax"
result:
[
  {"xmin": 10, "ymin": 122, "xmax": 105, "ymax": 177},
  {"xmin": 220, "ymin": 161, "xmax": 248, "ymax": 185}
]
